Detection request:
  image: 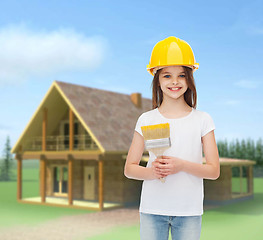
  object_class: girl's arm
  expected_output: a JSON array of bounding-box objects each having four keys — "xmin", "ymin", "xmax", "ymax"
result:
[
  {"xmin": 154, "ymin": 130, "xmax": 220, "ymax": 180},
  {"xmin": 182, "ymin": 130, "xmax": 220, "ymax": 179},
  {"xmin": 124, "ymin": 131, "xmax": 166, "ymax": 180}
]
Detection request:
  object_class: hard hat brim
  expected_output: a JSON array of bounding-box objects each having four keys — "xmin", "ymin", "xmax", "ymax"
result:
[{"xmin": 147, "ymin": 63, "xmax": 199, "ymax": 76}]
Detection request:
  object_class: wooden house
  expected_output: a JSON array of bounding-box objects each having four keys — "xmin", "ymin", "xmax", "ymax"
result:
[
  {"xmin": 204, "ymin": 157, "xmax": 256, "ymax": 206},
  {"xmin": 11, "ymin": 80, "xmax": 151, "ymax": 210},
  {"xmin": 11, "ymin": 80, "xmax": 256, "ymax": 211}
]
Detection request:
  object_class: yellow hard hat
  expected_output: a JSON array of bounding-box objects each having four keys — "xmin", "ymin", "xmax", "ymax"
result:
[{"xmin": 147, "ymin": 36, "xmax": 199, "ymax": 76}]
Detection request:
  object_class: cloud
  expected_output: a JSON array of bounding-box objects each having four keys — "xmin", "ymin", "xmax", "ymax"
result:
[
  {"xmin": 234, "ymin": 80, "xmax": 260, "ymax": 89},
  {"xmin": 0, "ymin": 24, "xmax": 108, "ymax": 86}
]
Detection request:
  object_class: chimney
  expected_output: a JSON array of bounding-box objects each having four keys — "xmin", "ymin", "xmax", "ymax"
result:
[{"xmin": 130, "ymin": 93, "xmax": 142, "ymax": 108}]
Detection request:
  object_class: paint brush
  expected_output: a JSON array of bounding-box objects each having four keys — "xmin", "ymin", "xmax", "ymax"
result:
[{"xmin": 141, "ymin": 123, "xmax": 171, "ymax": 183}]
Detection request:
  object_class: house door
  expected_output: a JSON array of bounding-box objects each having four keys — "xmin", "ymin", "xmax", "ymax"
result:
[
  {"xmin": 53, "ymin": 166, "xmax": 68, "ymax": 197},
  {"xmin": 84, "ymin": 166, "xmax": 95, "ymax": 200}
]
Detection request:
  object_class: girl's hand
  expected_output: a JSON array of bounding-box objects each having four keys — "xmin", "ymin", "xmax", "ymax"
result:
[
  {"xmin": 151, "ymin": 162, "xmax": 167, "ymax": 179},
  {"xmin": 153, "ymin": 156, "xmax": 185, "ymax": 176}
]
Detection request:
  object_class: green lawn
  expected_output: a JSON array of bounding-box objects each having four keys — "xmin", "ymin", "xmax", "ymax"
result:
[
  {"xmin": 86, "ymin": 178, "xmax": 263, "ymax": 240},
  {"xmin": 1, "ymin": 163, "xmax": 263, "ymax": 240},
  {"xmin": 0, "ymin": 165, "xmax": 94, "ymax": 229}
]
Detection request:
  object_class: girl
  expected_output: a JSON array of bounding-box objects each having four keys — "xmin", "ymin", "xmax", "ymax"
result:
[{"xmin": 124, "ymin": 36, "xmax": 220, "ymax": 240}]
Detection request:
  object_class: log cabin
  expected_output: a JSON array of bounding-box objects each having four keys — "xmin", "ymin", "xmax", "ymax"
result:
[{"xmin": 11, "ymin": 80, "xmax": 256, "ymax": 211}]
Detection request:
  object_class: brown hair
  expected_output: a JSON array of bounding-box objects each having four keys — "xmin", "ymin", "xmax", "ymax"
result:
[{"xmin": 151, "ymin": 66, "xmax": 197, "ymax": 109}]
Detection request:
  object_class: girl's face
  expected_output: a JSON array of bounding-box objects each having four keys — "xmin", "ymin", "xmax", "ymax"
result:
[{"xmin": 158, "ymin": 66, "xmax": 188, "ymax": 101}]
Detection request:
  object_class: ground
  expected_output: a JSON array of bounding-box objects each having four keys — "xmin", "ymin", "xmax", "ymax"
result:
[
  {"xmin": 0, "ymin": 204, "xmax": 220, "ymax": 240},
  {"xmin": 0, "ymin": 208, "xmax": 140, "ymax": 240}
]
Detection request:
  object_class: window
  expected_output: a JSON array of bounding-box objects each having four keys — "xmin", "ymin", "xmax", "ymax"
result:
[
  {"xmin": 64, "ymin": 122, "xmax": 79, "ymax": 149},
  {"xmin": 231, "ymin": 166, "xmax": 249, "ymax": 197}
]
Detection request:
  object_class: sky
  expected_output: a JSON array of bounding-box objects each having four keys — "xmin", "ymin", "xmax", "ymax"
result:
[{"xmin": 0, "ymin": 0, "xmax": 262, "ymax": 154}]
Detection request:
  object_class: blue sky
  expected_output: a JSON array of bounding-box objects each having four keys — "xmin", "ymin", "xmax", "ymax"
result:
[{"xmin": 0, "ymin": 0, "xmax": 262, "ymax": 154}]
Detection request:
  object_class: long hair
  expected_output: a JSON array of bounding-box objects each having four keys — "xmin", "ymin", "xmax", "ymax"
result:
[{"xmin": 151, "ymin": 66, "xmax": 197, "ymax": 109}]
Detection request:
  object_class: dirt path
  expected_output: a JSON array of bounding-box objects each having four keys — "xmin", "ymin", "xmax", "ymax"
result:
[
  {"xmin": 0, "ymin": 208, "xmax": 140, "ymax": 240},
  {"xmin": 0, "ymin": 205, "xmax": 219, "ymax": 240}
]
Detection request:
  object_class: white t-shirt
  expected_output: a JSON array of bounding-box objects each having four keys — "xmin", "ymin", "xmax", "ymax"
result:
[{"xmin": 135, "ymin": 107, "xmax": 216, "ymax": 216}]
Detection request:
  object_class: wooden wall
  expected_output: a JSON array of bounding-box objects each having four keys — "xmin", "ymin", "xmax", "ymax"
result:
[
  {"xmin": 44, "ymin": 157, "xmax": 255, "ymax": 207},
  {"xmin": 123, "ymin": 161, "xmax": 146, "ymax": 206},
  {"xmin": 204, "ymin": 165, "xmax": 232, "ymax": 201},
  {"xmin": 103, "ymin": 154, "xmax": 125, "ymax": 203},
  {"xmin": 44, "ymin": 155, "xmax": 149, "ymax": 206}
]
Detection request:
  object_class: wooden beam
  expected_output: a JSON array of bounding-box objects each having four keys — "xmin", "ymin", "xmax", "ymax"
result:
[
  {"xmin": 69, "ymin": 108, "xmax": 74, "ymax": 151},
  {"xmin": 40, "ymin": 155, "xmax": 46, "ymax": 203},
  {"xmin": 98, "ymin": 159, "xmax": 104, "ymax": 211},
  {"xmin": 247, "ymin": 166, "xmax": 253, "ymax": 194},
  {"xmin": 21, "ymin": 151, "xmax": 102, "ymax": 160},
  {"xmin": 240, "ymin": 166, "xmax": 243, "ymax": 193},
  {"xmin": 16, "ymin": 155, "xmax": 22, "ymax": 200},
  {"xmin": 68, "ymin": 108, "xmax": 74, "ymax": 206},
  {"xmin": 68, "ymin": 155, "xmax": 73, "ymax": 205},
  {"xmin": 42, "ymin": 107, "xmax": 47, "ymax": 151}
]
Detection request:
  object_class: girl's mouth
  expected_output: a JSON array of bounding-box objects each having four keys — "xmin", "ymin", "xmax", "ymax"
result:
[{"xmin": 168, "ymin": 87, "xmax": 182, "ymax": 92}]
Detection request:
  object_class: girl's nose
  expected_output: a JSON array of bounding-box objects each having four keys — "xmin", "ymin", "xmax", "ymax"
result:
[{"xmin": 171, "ymin": 77, "xmax": 179, "ymax": 84}]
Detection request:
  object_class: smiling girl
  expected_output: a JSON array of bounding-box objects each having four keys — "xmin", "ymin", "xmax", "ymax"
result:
[{"xmin": 124, "ymin": 36, "xmax": 220, "ymax": 240}]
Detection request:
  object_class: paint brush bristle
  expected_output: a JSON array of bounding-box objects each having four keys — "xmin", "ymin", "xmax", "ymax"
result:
[{"xmin": 141, "ymin": 123, "xmax": 170, "ymax": 140}]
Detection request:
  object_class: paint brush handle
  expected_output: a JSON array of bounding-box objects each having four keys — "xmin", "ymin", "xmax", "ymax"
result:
[
  {"xmin": 150, "ymin": 149, "xmax": 170, "ymax": 183},
  {"xmin": 160, "ymin": 177, "xmax": 166, "ymax": 183},
  {"xmin": 158, "ymin": 154, "xmax": 166, "ymax": 183}
]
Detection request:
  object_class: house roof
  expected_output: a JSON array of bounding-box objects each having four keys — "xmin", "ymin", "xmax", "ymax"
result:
[
  {"xmin": 11, "ymin": 80, "xmax": 152, "ymax": 153},
  {"xmin": 55, "ymin": 81, "xmax": 152, "ymax": 152},
  {"xmin": 217, "ymin": 157, "xmax": 256, "ymax": 166}
]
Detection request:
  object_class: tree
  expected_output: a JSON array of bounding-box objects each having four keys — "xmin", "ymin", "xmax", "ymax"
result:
[
  {"xmin": 0, "ymin": 136, "xmax": 14, "ymax": 181},
  {"xmin": 255, "ymin": 138, "xmax": 263, "ymax": 166},
  {"xmin": 240, "ymin": 139, "xmax": 247, "ymax": 159},
  {"xmin": 228, "ymin": 140, "xmax": 236, "ymax": 158},
  {"xmin": 246, "ymin": 138, "xmax": 255, "ymax": 160},
  {"xmin": 235, "ymin": 139, "xmax": 242, "ymax": 159}
]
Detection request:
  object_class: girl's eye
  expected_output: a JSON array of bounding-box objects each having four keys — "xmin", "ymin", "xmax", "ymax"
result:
[
  {"xmin": 179, "ymin": 74, "xmax": 185, "ymax": 78},
  {"xmin": 163, "ymin": 75, "xmax": 170, "ymax": 78}
]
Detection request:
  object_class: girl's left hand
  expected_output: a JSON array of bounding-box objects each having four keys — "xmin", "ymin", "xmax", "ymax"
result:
[{"xmin": 153, "ymin": 156, "xmax": 185, "ymax": 176}]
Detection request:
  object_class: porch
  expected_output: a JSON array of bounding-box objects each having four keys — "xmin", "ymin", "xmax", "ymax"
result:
[
  {"xmin": 16, "ymin": 152, "xmax": 106, "ymax": 211},
  {"xmin": 20, "ymin": 196, "xmax": 122, "ymax": 210}
]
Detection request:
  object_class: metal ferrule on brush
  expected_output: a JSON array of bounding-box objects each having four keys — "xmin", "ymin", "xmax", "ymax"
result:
[{"xmin": 145, "ymin": 137, "xmax": 171, "ymax": 150}]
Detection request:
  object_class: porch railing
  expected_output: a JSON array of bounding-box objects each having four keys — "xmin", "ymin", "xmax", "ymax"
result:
[{"xmin": 25, "ymin": 134, "xmax": 99, "ymax": 151}]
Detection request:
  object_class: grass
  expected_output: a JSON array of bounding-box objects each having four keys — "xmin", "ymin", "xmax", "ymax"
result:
[
  {"xmin": 0, "ymin": 162, "xmax": 94, "ymax": 229},
  {"xmin": 86, "ymin": 178, "xmax": 263, "ymax": 240},
  {"xmin": 1, "ymin": 162, "xmax": 263, "ymax": 240}
]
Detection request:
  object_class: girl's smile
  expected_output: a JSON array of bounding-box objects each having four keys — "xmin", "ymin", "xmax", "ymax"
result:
[{"xmin": 167, "ymin": 87, "xmax": 182, "ymax": 92}]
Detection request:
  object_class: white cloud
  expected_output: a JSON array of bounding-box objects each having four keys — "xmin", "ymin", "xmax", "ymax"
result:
[
  {"xmin": 0, "ymin": 24, "xmax": 108, "ymax": 86},
  {"xmin": 234, "ymin": 80, "xmax": 261, "ymax": 89}
]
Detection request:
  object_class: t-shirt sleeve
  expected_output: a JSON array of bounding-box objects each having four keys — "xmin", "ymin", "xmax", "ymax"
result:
[
  {"xmin": 134, "ymin": 113, "xmax": 144, "ymax": 137},
  {"xmin": 201, "ymin": 112, "xmax": 216, "ymax": 137}
]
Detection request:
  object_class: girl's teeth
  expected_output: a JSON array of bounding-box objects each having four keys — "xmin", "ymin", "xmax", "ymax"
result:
[{"xmin": 170, "ymin": 88, "xmax": 181, "ymax": 90}]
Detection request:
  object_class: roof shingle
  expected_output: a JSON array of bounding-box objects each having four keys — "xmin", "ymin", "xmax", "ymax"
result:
[{"xmin": 55, "ymin": 80, "xmax": 152, "ymax": 152}]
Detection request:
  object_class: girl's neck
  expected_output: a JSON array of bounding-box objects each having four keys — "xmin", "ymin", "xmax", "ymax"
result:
[{"xmin": 158, "ymin": 95, "xmax": 191, "ymax": 115}]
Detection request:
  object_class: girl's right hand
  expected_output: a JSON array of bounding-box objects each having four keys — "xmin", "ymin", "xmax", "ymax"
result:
[{"xmin": 151, "ymin": 161, "xmax": 167, "ymax": 179}]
